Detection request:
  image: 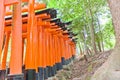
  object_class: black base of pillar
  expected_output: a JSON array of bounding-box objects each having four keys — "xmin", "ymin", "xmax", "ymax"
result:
[
  {"xmin": 7, "ymin": 74, "xmax": 24, "ymax": 80},
  {"xmin": 61, "ymin": 57, "xmax": 66, "ymax": 65},
  {"xmin": 7, "ymin": 68, "xmax": 10, "ymax": 74},
  {"xmin": 35, "ymin": 73, "xmax": 39, "ymax": 80},
  {"xmin": 0, "ymin": 70, "xmax": 6, "ymax": 80},
  {"xmin": 72, "ymin": 55, "xmax": 75, "ymax": 60},
  {"xmin": 53, "ymin": 65, "xmax": 57, "ymax": 74},
  {"xmin": 51, "ymin": 66, "xmax": 55, "ymax": 77},
  {"xmin": 43, "ymin": 67, "xmax": 48, "ymax": 79},
  {"xmin": 46, "ymin": 65, "xmax": 56, "ymax": 78},
  {"xmin": 47, "ymin": 66, "xmax": 52, "ymax": 77},
  {"xmin": 66, "ymin": 58, "xmax": 72, "ymax": 65},
  {"xmin": 38, "ymin": 67, "xmax": 44, "ymax": 80},
  {"xmin": 65, "ymin": 59, "xmax": 69, "ymax": 65},
  {"xmin": 24, "ymin": 69, "xmax": 36, "ymax": 80},
  {"xmin": 22, "ymin": 65, "xmax": 25, "ymax": 73},
  {"xmin": 56, "ymin": 62, "xmax": 63, "ymax": 71}
]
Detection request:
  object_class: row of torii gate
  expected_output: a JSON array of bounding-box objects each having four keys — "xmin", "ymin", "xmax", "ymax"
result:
[{"xmin": 0, "ymin": 0, "xmax": 77, "ymax": 80}]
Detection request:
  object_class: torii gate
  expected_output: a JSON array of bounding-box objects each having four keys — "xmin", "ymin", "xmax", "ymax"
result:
[
  {"xmin": 0, "ymin": 0, "xmax": 18, "ymax": 67},
  {"xmin": 0, "ymin": 0, "xmax": 26, "ymax": 79}
]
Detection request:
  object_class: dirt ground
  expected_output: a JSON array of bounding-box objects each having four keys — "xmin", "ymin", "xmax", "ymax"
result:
[{"xmin": 54, "ymin": 50, "xmax": 112, "ymax": 80}]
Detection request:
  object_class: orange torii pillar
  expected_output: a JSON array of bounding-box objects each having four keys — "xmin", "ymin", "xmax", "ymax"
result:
[
  {"xmin": 51, "ymin": 32, "xmax": 57, "ymax": 74},
  {"xmin": 43, "ymin": 24, "xmax": 61, "ymax": 78},
  {"xmin": 44, "ymin": 29, "xmax": 52, "ymax": 79},
  {"xmin": 71, "ymin": 41, "xmax": 76, "ymax": 59},
  {"xmin": 18, "ymin": 15, "xmax": 47, "ymax": 80},
  {"xmin": 42, "ymin": 26, "xmax": 52, "ymax": 79},
  {"xmin": 58, "ymin": 33, "xmax": 66, "ymax": 65},
  {"xmin": 43, "ymin": 29, "xmax": 50, "ymax": 79},
  {"xmin": 69, "ymin": 41, "xmax": 73, "ymax": 61},
  {"xmin": 37, "ymin": 18, "xmax": 58, "ymax": 80},
  {"xmin": 34, "ymin": 15, "xmax": 51, "ymax": 80},
  {"xmin": 61, "ymin": 32, "xmax": 76, "ymax": 65},
  {"xmin": 37, "ymin": 20, "xmax": 56, "ymax": 79},
  {"xmin": 0, "ymin": 0, "xmax": 22, "ymax": 80},
  {"xmin": 24, "ymin": 0, "xmax": 37, "ymax": 80},
  {"xmin": 0, "ymin": 32, "xmax": 10, "ymax": 80},
  {"xmin": 0, "ymin": 1, "xmax": 6, "ymax": 75},
  {"xmin": 37, "ymin": 19, "xmax": 51, "ymax": 80},
  {"xmin": 69, "ymin": 41, "xmax": 74, "ymax": 60},
  {"xmin": 54, "ymin": 31, "xmax": 66, "ymax": 66},
  {"xmin": 59, "ymin": 33, "xmax": 69, "ymax": 65},
  {"xmin": 68, "ymin": 40, "xmax": 73, "ymax": 62},
  {"xmin": 53, "ymin": 34, "xmax": 63, "ymax": 71},
  {"xmin": 67, "ymin": 39, "xmax": 76, "ymax": 60},
  {"xmin": 25, "ymin": 13, "xmax": 49, "ymax": 80},
  {"xmin": 45, "ymin": 27, "xmax": 61, "ymax": 77},
  {"xmin": 59, "ymin": 32, "xmax": 68, "ymax": 65},
  {"xmin": 7, "ymin": 0, "xmax": 23, "ymax": 79},
  {"xmin": 62, "ymin": 35, "xmax": 70, "ymax": 65},
  {"xmin": 38, "ymin": 25, "xmax": 45, "ymax": 80},
  {"xmin": 49, "ymin": 28, "xmax": 64, "ymax": 72},
  {"xmin": 66, "ymin": 38, "xmax": 74, "ymax": 64},
  {"xmin": 46, "ymin": 31, "xmax": 51, "ymax": 77},
  {"xmin": 51, "ymin": 33, "xmax": 58, "ymax": 74},
  {"xmin": 48, "ymin": 32, "xmax": 56, "ymax": 77},
  {"xmin": 66, "ymin": 38, "xmax": 72, "ymax": 64},
  {"xmin": 65, "ymin": 39, "xmax": 71, "ymax": 64},
  {"xmin": 38, "ymin": 21, "xmax": 51, "ymax": 80},
  {"xmin": 7, "ymin": 13, "xmax": 48, "ymax": 80},
  {"xmin": 50, "ymin": 29, "xmax": 58, "ymax": 77},
  {"xmin": 56, "ymin": 31, "xmax": 64, "ymax": 69},
  {"xmin": 61, "ymin": 36, "xmax": 66, "ymax": 65}
]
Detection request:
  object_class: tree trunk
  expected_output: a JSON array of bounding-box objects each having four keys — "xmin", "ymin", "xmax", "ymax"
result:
[
  {"xmin": 78, "ymin": 42, "xmax": 83, "ymax": 55},
  {"xmin": 83, "ymin": 0, "xmax": 97, "ymax": 54},
  {"xmin": 83, "ymin": 29, "xmax": 88, "ymax": 62},
  {"xmin": 97, "ymin": 15, "xmax": 104, "ymax": 52},
  {"xmin": 108, "ymin": 0, "xmax": 120, "ymax": 46},
  {"xmin": 91, "ymin": 0, "xmax": 120, "ymax": 80},
  {"xmin": 96, "ymin": 34, "xmax": 102, "ymax": 52},
  {"xmin": 87, "ymin": 0, "xmax": 97, "ymax": 54}
]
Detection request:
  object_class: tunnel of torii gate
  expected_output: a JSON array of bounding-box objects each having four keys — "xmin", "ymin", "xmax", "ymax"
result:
[{"xmin": 0, "ymin": 0, "xmax": 77, "ymax": 80}]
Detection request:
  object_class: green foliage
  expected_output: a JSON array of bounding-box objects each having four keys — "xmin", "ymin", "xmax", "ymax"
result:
[
  {"xmin": 41, "ymin": 0, "xmax": 115, "ymax": 51},
  {"xmin": 103, "ymin": 19, "xmax": 115, "ymax": 49}
]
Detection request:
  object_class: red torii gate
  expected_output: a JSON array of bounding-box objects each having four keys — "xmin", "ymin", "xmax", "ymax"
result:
[
  {"xmin": 0, "ymin": 0, "xmax": 32, "ymax": 79},
  {"xmin": 0, "ymin": 0, "xmax": 76, "ymax": 80}
]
